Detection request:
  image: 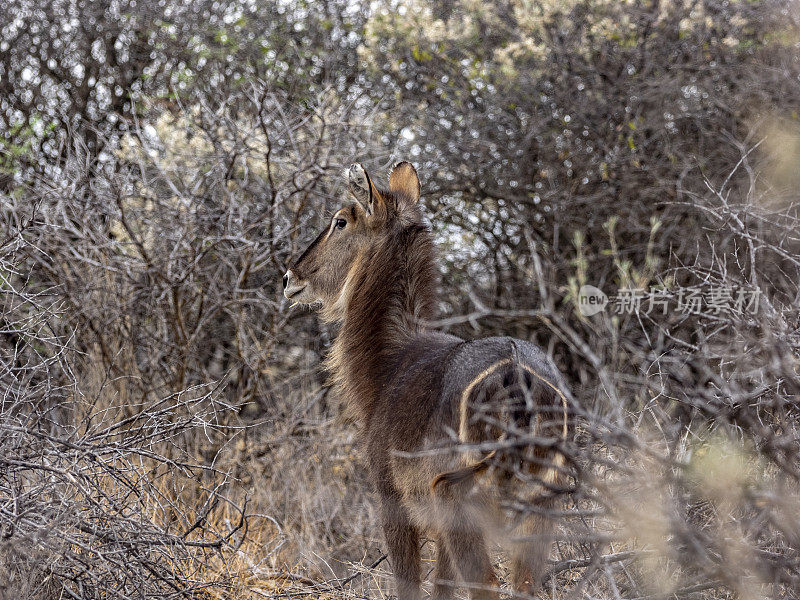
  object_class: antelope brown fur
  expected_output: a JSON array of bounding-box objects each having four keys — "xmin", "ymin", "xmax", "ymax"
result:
[{"xmin": 283, "ymin": 162, "xmax": 571, "ymax": 600}]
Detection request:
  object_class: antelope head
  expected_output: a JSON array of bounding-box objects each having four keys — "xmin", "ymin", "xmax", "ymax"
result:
[{"xmin": 282, "ymin": 161, "xmax": 422, "ymax": 320}]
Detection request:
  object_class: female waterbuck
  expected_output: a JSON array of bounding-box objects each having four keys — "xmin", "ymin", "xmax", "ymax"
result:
[{"xmin": 283, "ymin": 162, "xmax": 571, "ymax": 600}]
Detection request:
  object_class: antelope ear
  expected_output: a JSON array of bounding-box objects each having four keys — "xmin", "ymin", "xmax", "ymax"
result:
[
  {"xmin": 348, "ymin": 163, "xmax": 378, "ymax": 215},
  {"xmin": 389, "ymin": 161, "xmax": 420, "ymax": 204}
]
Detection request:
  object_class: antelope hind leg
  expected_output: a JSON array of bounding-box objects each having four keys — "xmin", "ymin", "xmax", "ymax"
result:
[
  {"xmin": 433, "ymin": 487, "xmax": 499, "ymax": 600},
  {"xmin": 430, "ymin": 538, "xmax": 456, "ymax": 600},
  {"xmin": 508, "ymin": 504, "xmax": 556, "ymax": 596}
]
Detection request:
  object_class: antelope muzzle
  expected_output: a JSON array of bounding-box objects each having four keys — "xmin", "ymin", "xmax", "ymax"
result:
[{"xmin": 282, "ymin": 269, "xmax": 307, "ymax": 301}]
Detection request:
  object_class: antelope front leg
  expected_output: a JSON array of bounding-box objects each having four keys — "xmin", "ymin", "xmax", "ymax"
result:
[{"xmin": 379, "ymin": 492, "xmax": 422, "ymax": 600}]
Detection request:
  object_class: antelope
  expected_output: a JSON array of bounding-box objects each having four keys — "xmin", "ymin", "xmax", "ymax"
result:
[{"xmin": 282, "ymin": 162, "xmax": 571, "ymax": 600}]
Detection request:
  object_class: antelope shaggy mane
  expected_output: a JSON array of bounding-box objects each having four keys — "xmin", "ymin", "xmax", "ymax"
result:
[{"xmin": 283, "ymin": 161, "xmax": 573, "ymax": 600}]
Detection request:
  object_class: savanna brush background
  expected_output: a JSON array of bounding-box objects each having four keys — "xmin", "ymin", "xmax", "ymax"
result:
[{"xmin": 1, "ymin": 1, "xmax": 799, "ymax": 599}]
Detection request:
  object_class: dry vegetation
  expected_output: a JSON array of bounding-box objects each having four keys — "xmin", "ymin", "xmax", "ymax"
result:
[{"xmin": 2, "ymin": 1, "xmax": 800, "ymax": 598}]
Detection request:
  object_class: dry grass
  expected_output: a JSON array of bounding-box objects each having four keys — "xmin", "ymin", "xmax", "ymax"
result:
[{"xmin": 1, "ymin": 1, "xmax": 799, "ymax": 595}]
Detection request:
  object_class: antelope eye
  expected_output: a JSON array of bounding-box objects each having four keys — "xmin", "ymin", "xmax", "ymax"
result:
[{"xmin": 335, "ymin": 218, "xmax": 347, "ymax": 230}]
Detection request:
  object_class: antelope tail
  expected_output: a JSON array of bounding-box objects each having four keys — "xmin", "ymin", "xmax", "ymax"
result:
[{"xmin": 431, "ymin": 450, "xmax": 497, "ymax": 491}]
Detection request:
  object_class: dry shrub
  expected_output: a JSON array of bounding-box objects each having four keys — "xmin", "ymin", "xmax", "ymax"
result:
[
  {"xmin": 0, "ymin": 234, "xmax": 279, "ymax": 599},
  {"xmin": 1, "ymin": 1, "xmax": 799, "ymax": 598}
]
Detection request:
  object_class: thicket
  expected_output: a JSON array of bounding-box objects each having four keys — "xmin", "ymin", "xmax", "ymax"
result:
[{"xmin": 1, "ymin": 1, "xmax": 799, "ymax": 598}]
